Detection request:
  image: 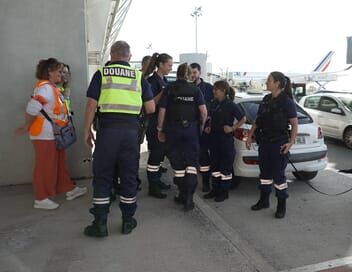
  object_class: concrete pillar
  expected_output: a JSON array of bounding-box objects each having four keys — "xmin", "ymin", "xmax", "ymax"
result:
[{"xmin": 0, "ymin": 0, "xmax": 90, "ymax": 185}]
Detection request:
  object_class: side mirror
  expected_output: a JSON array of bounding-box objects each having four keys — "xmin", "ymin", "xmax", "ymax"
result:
[{"xmin": 330, "ymin": 108, "xmax": 345, "ymax": 115}]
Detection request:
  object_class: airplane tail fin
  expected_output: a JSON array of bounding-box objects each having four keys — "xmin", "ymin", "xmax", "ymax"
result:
[{"xmin": 312, "ymin": 51, "xmax": 335, "ymax": 72}]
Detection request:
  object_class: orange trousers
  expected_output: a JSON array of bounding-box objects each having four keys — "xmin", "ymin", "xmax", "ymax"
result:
[{"xmin": 32, "ymin": 140, "xmax": 75, "ymax": 200}]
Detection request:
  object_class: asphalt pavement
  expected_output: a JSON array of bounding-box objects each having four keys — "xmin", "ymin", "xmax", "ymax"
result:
[{"xmin": 1, "ymin": 139, "xmax": 352, "ymax": 272}]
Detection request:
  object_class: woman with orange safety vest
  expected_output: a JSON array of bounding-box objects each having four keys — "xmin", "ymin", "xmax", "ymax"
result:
[{"xmin": 16, "ymin": 58, "xmax": 87, "ymax": 210}]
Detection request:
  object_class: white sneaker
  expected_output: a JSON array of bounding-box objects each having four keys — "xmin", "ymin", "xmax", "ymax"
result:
[
  {"xmin": 66, "ymin": 186, "xmax": 87, "ymax": 200},
  {"xmin": 34, "ymin": 198, "xmax": 60, "ymax": 210}
]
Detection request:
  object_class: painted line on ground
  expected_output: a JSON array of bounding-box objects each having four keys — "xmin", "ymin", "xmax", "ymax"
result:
[
  {"xmin": 279, "ymin": 256, "xmax": 352, "ymax": 272},
  {"xmin": 194, "ymin": 193, "xmax": 277, "ymax": 272}
]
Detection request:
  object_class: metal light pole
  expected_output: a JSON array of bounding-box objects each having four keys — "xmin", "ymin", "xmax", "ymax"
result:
[{"xmin": 191, "ymin": 6, "xmax": 202, "ymax": 53}]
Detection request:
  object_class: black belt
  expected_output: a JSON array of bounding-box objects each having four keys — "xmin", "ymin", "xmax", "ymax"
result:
[
  {"xmin": 99, "ymin": 122, "xmax": 139, "ymax": 130},
  {"xmin": 173, "ymin": 120, "xmax": 198, "ymax": 128}
]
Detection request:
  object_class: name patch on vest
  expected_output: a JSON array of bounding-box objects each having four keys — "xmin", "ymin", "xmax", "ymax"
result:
[
  {"xmin": 103, "ymin": 67, "xmax": 136, "ymax": 78},
  {"xmin": 176, "ymin": 96, "xmax": 194, "ymax": 102}
]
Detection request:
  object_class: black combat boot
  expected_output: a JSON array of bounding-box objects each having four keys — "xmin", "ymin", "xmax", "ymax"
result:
[
  {"xmin": 159, "ymin": 166, "xmax": 168, "ymax": 173},
  {"xmin": 174, "ymin": 192, "xmax": 186, "ymax": 204},
  {"xmin": 173, "ymin": 176, "xmax": 185, "ymax": 204},
  {"xmin": 159, "ymin": 180, "xmax": 171, "ymax": 190},
  {"xmin": 251, "ymin": 191, "xmax": 270, "ymax": 211},
  {"xmin": 148, "ymin": 183, "xmax": 167, "ymax": 199},
  {"xmin": 202, "ymin": 172, "xmax": 211, "ymax": 193},
  {"xmin": 121, "ymin": 216, "xmax": 137, "ymax": 234},
  {"xmin": 275, "ymin": 198, "xmax": 286, "ymax": 219},
  {"xmin": 230, "ymin": 174, "xmax": 240, "ymax": 190},
  {"xmin": 184, "ymin": 175, "xmax": 197, "ymax": 211},
  {"xmin": 214, "ymin": 190, "xmax": 229, "ymax": 202},
  {"xmin": 84, "ymin": 219, "xmax": 108, "ymax": 238},
  {"xmin": 203, "ymin": 189, "xmax": 216, "ymax": 199},
  {"xmin": 203, "ymin": 178, "xmax": 220, "ymax": 199},
  {"xmin": 184, "ymin": 192, "xmax": 195, "ymax": 211}
]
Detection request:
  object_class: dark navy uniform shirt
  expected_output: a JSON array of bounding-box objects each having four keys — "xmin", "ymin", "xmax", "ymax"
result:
[
  {"xmin": 160, "ymin": 79, "xmax": 205, "ymax": 127},
  {"xmin": 257, "ymin": 93, "xmax": 297, "ymax": 122},
  {"xmin": 196, "ymin": 78, "xmax": 213, "ymax": 104},
  {"xmin": 86, "ymin": 61, "xmax": 153, "ymax": 124},
  {"xmin": 210, "ymin": 99, "xmax": 245, "ymax": 132},
  {"xmin": 159, "ymin": 80, "xmax": 205, "ymax": 109},
  {"xmin": 147, "ymin": 72, "xmax": 168, "ymax": 97}
]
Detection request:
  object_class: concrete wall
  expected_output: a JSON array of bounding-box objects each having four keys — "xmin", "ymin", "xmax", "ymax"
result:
[{"xmin": 0, "ymin": 0, "xmax": 91, "ymax": 185}]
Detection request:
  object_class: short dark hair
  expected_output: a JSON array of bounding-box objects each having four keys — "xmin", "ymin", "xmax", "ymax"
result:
[
  {"xmin": 35, "ymin": 58, "xmax": 61, "ymax": 80},
  {"xmin": 110, "ymin": 40, "xmax": 130, "ymax": 57},
  {"xmin": 190, "ymin": 63, "xmax": 201, "ymax": 71}
]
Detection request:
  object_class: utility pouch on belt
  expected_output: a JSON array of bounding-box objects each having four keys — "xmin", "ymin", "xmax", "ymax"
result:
[
  {"xmin": 40, "ymin": 109, "xmax": 76, "ymax": 150},
  {"xmin": 181, "ymin": 120, "xmax": 190, "ymax": 128},
  {"xmin": 138, "ymin": 114, "xmax": 148, "ymax": 144}
]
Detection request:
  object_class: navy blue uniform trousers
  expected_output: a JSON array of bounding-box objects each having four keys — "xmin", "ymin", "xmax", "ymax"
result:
[
  {"xmin": 166, "ymin": 124, "xmax": 199, "ymax": 194},
  {"xmin": 258, "ymin": 140, "xmax": 289, "ymax": 199},
  {"xmin": 199, "ymin": 132, "xmax": 211, "ymax": 174},
  {"xmin": 146, "ymin": 115, "xmax": 166, "ymax": 184},
  {"xmin": 91, "ymin": 127, "xmax": 139, "ymax": 219},
  {"xmin": 210, "ymin": 131, "xmax": 235, "ymax": 191}
]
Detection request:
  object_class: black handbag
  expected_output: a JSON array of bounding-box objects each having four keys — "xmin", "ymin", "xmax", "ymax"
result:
[{"xmin": 40, "ymin": 109, "xmax": 77, "ymax": 150}]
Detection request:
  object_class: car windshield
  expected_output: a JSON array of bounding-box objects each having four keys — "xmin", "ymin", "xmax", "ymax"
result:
[
  {"xmin": 338, "ymin": 96, "xmax": 352, "ymax": 111},
  {"xmin": 239, "ymin": 100, "xmax": 313, "ymax": 124}
]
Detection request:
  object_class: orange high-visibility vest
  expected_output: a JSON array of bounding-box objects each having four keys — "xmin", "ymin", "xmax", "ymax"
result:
[{"xmin": 29, "ymin": 80, "xmax": 68, "ymax": 136}]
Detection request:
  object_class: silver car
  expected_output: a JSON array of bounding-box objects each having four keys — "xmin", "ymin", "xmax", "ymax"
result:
[{"xmin": 299, "ymin": 92, "xmax": 352, "ymax": 149}]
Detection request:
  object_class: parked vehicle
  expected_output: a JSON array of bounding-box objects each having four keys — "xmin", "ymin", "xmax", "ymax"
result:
[
  {"xmin": 233, "ymin": 91, "xmax": 328, "ymax": 181},
  {"xmin": 299, "ymin": 92, "xmax": 352, "ymax": 149}
]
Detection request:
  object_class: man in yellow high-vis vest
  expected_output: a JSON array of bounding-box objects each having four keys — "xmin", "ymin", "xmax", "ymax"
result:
[{"xmin": 83, "ymin": 41, "xmax": 155, "ymax": 237}]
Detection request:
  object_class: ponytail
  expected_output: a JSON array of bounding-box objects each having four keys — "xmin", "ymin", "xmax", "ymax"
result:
[
  {"xmin": 144, "ymin": 53, "xmax": 159, "ymax": 77},
  {"xmin": 227, "ymin": 86, "xmax": 235, "ymax": 100},
  {"xmin": 283, "ymin": 76, "xmax": 293, "ymax": 99},
  {"xmin": 213, "ymin": 80, "xmax": 235, "ymax": 100},
  {"xmin": 176, "ymin": 63, "xmax": 191, "ymax": 80},
  {"xmin": 270, "ymin": 71, "xmax": 293, "ymax": 99},
  {"xmin": 144, "ymin": 52, "xmax": 172, "ymax": 77}
]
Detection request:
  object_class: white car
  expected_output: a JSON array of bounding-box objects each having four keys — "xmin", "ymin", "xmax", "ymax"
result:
[
  {"xmin": 233, "ymin": 91, "xmax": 328, "ymax": 181},
  {"xmin": 299, "ymin": 92, "xmax": 352, "ymax": 149}
]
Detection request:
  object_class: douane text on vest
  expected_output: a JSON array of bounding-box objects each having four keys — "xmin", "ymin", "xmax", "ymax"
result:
[{"xmin": 103, "ymin": 67, "xmax": 136, "ymax": 79}]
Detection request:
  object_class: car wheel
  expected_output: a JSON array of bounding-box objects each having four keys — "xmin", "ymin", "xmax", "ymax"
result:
[
  {"xmin": 292, "ymin": 171, "xmax": 318, "ymax": 181},
  {"xmin": 343, "ymin": 128, "xmax": 352, "ymax": 149}
]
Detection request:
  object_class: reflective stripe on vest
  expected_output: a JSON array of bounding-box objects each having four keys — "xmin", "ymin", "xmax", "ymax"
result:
[
  {"xmin": 101, "ymin": 80, "xmax": 138, "ymax": 92},
  {"xmin": 98, "ymin": 64, "xmax": 142, "ymax": 115},
  {"xmin": 29, "ymin": 81, "xmax": 69, "ymax": 136}
]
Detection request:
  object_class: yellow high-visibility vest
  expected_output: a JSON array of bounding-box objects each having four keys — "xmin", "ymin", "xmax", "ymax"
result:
[{"xmin": 98, "ymin": 64, "xmax": 142, "ymax": 115}]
